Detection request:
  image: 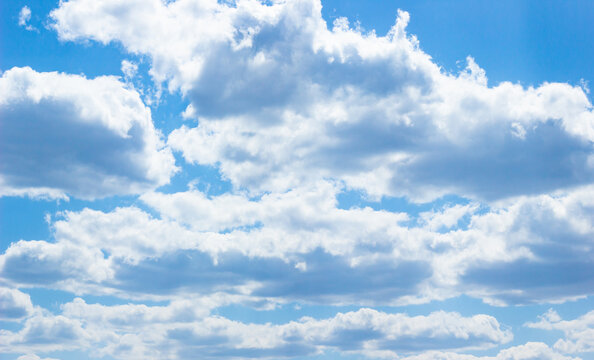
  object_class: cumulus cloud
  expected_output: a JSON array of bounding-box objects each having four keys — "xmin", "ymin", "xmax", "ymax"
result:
[
  {"xmin": 1, "ymin": 298, "xmax": 511, "ymax": 359},
  {"xmin": 18, "ymin": 6, "xmax": 35, "ymax": 31},
  {"xmin": 0, "ymin": 67, "xmax": 177, "ymax": 199},
  {"xmin": 526, "ymin": 309, "xmax": 594, "ymax": 354},
  {"xmin": 0, "ymin": 312, "xmax": 88, "ymax": 354},
  {"xmin": 0, "ymin": 185, "xmax": 431, "ymax": 302},
  {"xmin": 0, "ymin": 287, "xmax": 33, "ymax": 320},
  {"xmin": 457, "ymin": 185, "xmax": 594, "ymax": 305},
  {"xmin": 17, "ymin": 355, "xmax": 59, "ymax": 360},
  {"xmin": 1, "ymin": 1, "xmax": 590, "ymax": 358},
  {"xmin": 400, "ymin": 342, "xmax": 579, "ymax": 360},
  {"xmin": 50, "ymin": 0, "xmax": 594, "ymax": 201},
  {"xmin": 1, "ymin": 182, "xmax": 592, "ymax": 305}
]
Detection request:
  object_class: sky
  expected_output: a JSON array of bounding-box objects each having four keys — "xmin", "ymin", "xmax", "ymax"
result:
[{"xmin": 1, "ymin": 0, "xmax": 594, "ymax": 359}]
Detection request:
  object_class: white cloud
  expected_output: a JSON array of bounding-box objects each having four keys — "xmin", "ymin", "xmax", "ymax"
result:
[
  {"xmin": 2, "ymin": 298, "xmax": 512, "ymax": 359},
  {"xmin": 18, "ymin": 6, "xmax": 31, "ymax": 26},
  {"xmin": 494, "ymin": 342, "xmax": 580, "ymax": 360},
  {"xmin": 1, "ymin": 182, "xmax": 592, "ymax": 305},
  {"xmin": 1, "ymin": 0, "xmax": 590, "ymax": 358},
  {"xmin": 401, "ymin": 342, "xmax": 579, "ymax": 360},
  {"xmin": 0, "ymin": 67, "xmax": 177, "ymax": 200},
  {"xmin": 50, "ymin": 0, "xmax": 594, "ymax": 201},
  {"xmin": 455, "ymin": 185, "xmax": 594, "ymax": 305},
  {"xmin": 1, "ymin": 186, "xmax": 429, "ymax": 302},
  {"xmin": 18, "ymin": 6, "xmax": 35, "ymax": 31},
  {"xmin": 526, "ymin": 309, "xmax": 594, "ymax": 354},
  {"xmin": 17, "ymin": 354, "xmax": 59, "ymax": 360},
  {"xmin": 420, "ymin": 203, "xmax": 479, "ymax": 232},
  {"xmin": 121, "ymin": 59, "xmax": 138, "ymax": 79},
  {"xmin": 138, "ymin": 183, "xmax": 594, "ymax": 305},
  {"xmin": 0, "ymin": 312, "xmax": 88, "ymax": 354},
  {"xmin": 0, "ymin": 287, "xmax": 33, "ymax": 320}
]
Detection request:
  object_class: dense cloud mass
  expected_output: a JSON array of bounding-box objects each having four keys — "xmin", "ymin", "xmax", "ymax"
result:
[
  {"xmin": 0, "ymin": 67, "xmax": 177, "ymax": 199},
  {"xmin": 1, "ymin": 183, "xmax": 593, "ymax": 307},
  {"xmin": 51, "ymin": 0, "xmax": 594, "ymax": 200},
  {"xmin": 1, "ymin": 0, "xmax": 594, "ymax": 359}
]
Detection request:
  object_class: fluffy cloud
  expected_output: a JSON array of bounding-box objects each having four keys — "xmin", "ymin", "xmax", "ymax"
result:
[
  {"xmin": 0, "ymin": 67, "xmax": 177, "ymax": 199},
  {"xmin": 456, "ymin": 185, "xmax": 594, "ymax": 305},
  {"xmin": 0, "ymin": 185, "xmax": 431, "ymax": 302},
  {"xmin": 0, "ymin": 287, "xmax": 33, "ymax": 320},
  {"xmin": 526, "ymin": 309, "xmax": 594, "ymax": 354},
  {"xmin": 0, "ymin": 312, "xmax": 88, "ymax": 354},
  {"xmin": 1, "ymin": 298, "xmax": 511, "ymax": 359},
  {"xmin": 51, "ymin": 0, "xmax": 594, "ymax": 200},
  {"xmin": 16, "ymin": 355, "xmax": 59, "ymax": 360},
  {"xmin": 18, "ymin": 6, "xmax": 35, "ymax": 31},
  {"xmin": 401, "ymin": 342, "xmax": 579, "ymax": 360},
  {"xmin": 1, "ymin": 182, "xmax": 592, "ymax": 305},
  {"xmin": 2, "ymin": 2, "xmax": 591, "ymax": 358}
]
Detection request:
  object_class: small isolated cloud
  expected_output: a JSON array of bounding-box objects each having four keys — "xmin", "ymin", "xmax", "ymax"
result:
[
  {"xmin": 0, "ymin": 67, "xmax": 177, "ymax": 200},
  {"xmin": 18, "ymin": 6, "xmax": 36, "ymax": 31}
]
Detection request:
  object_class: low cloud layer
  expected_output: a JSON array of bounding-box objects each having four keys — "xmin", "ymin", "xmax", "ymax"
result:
[
  {"xmin": 1, "ymin": 183, "xmax": 592, "ymax": 306},
  {"xmin": 0, "ymin": 298, "xmax": 511, "ymax": 359}
]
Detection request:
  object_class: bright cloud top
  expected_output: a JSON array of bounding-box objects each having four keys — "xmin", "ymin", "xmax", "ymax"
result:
[
  {"xmin": 0, "ymin": 67, "xmax": 177, "ymax": 199},
  {"xmin": 51, "ymin": 0, "xmax": 594, "ymax": 201}
]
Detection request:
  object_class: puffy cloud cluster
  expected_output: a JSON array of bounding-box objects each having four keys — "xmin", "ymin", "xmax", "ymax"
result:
[
  {"xmin": 51, "ymin": 0, "xmax": 594, "ymax": 200},
  {"xmin": 1, "ymin": 0, "xmax": 592, "ymax": 358},
  {"xmin": 0, "ymin": 287, "xmax": 33, "ymax": 320},
  {"xmin": 1, "ymin": 182, "xmax": 592, "ymax": 306},
  {"xmin": 0, "ymin": 297, "xmax": 510, "ymax": 359},
  {"xmin": 527, "ymin": 309, "xmax": 594, "ymax": 354},
  {"xmin": 401, "ymin": 342, "xmax": 579, "ymax": 360},
  {"xmin": 0, "ymin": 67, "xmax": 177, "ymax": 200},
  {"xmin": 3, "ymin": 293, "xmax": 584, "ymax": 360}
]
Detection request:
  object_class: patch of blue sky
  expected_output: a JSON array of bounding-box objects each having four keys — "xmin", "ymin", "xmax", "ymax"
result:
[
  {"xmin": 157, "ymin": 161, "xmax": 234, "ymax": 196},
  {"xmin": 336, "ymin": 189, "xmax": 483, "ymax": 231},
  {"xmin": 321, "ymin": 0, "xmax": 594, "ymax": 98},
  {"xmin": 219, "ymin": 221, "xmax": 264, "ymax": 234},
  {"xmin": 0, "ymin": 195, "xmax": 142, "ymax": 251},
  {"xmin": 0, "ymin": 320, "xmax": 22, "ymax": 332},
  {"xmin": 0, "ymin": 1, "xmax": 123, "ymax": 77},
  {"xmin": 23, "ymin": 288, "xmax": 169, "ymax": 315}
]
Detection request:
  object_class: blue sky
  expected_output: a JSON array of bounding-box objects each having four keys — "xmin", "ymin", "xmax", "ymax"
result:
[{"xmin": 1, "ymin": 1, "xmax": 594, "ymax": 359}]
